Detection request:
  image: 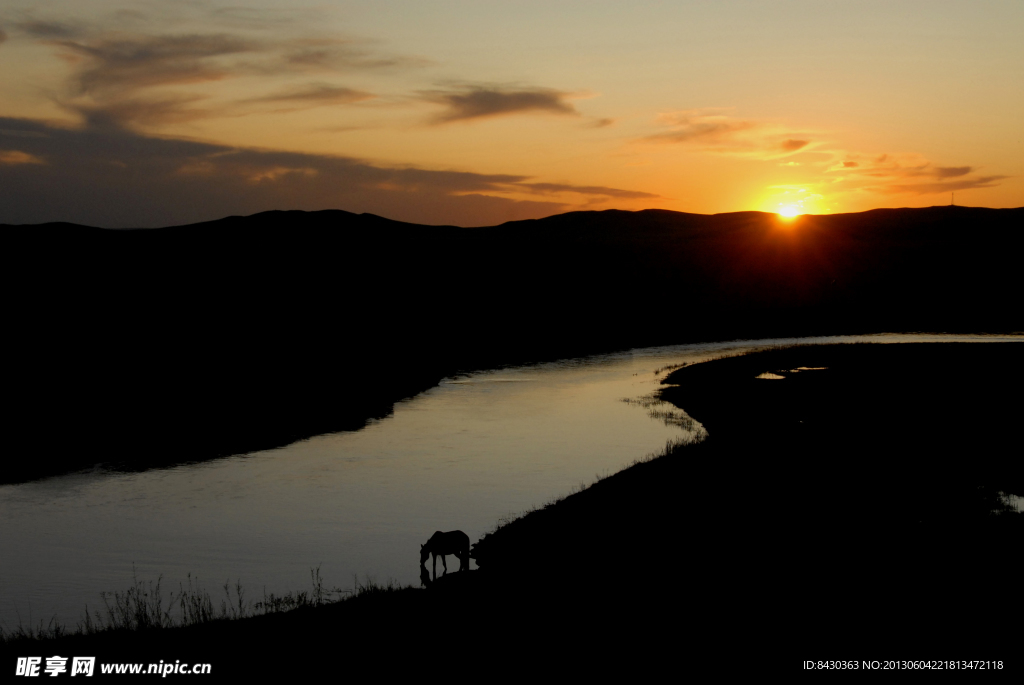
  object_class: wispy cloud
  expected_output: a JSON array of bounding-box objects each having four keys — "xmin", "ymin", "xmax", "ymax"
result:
[
  {"xmin": 517, "ymin": 182, "xmax": 658, "ymax": 199},
  {"xmin": 0, "ymin": 149, "xmax": 45, "ymax": 165},
  {"xmin": 281, "ymin": 38, "xmax": 428, "ymax": 72},
  {"xmin": 52, "ymin": 33, "xmax": 260, "ymax": 96},
  {"xmin": 877, "ymin": 176, "xmax": 1007, "ymax": 195},
  {"xmin": 11, "ymin": 13, "xmax": 422, "ymax": 130},
  {"xmin": 242, "ymin": 83, "xmax": 374, "ymax": 109},
  {"xmin": 825, "ymin": 152, "xmax": 1007, "ymax": 195},
  {"xmin": 642, "ymin": 109, "xmax": 814, "ymax": 159},
  {"xmin": 15, "ymin": 19, "xmax": 86, "ymax": 40},
  {"xmin": 647, "ymin": 111, "xmax": 759, "ymax": 144},
  {"xmin": 780, "ymin": 139, "xmax": 809, "ymax": 152},
  {"xmin": 421, "ymin": 85, "xmax": 582, "ymax": 124},
  {"xmin": 74, "ymin": 94, "xmax": 213, "ymax": 128}
]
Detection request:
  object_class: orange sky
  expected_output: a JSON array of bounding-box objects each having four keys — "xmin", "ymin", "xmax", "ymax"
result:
[{"xmin": 0, "ymin": 0, "xmax": 1021, "ymax": 226}]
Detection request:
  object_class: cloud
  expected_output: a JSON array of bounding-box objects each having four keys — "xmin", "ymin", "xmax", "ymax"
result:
[
  {"xmin": 825, "ymin": 152, "xmax": 1007, "ymax": 195},
  {"xmin": 871, "ymin": 176, "xmax": 1007, "ymax": 195},
  {"xmin": 52, "ymin": 33, "xmax": 260, "ymax": 96},
  {"xmin": 16, "ymin": 20, "xmax": 86, "ymax": 40},
  {"xmin": 643, "ymin": 110, "xmax": 812, "ymax": 159},
  {"xmin": 932, "ymin": 166, "xmax": 971, "ymax": 179},
  {"xmin": 780, "ymin": 139, "xmax": 809, "ymax": 152},
  {"xmin": 0, "ymin": 116, "xmax": 651, "ymax": 228},
  {"xmin": 243, "ymin": 83, "xmax": 374, "ymax": 108},
  {"xmin": 0, "ymin": 150, "xmax": 45, "ymax": 165},
  {"xmin": 0, "ymin": 28, "xmax": 7, "ymax": 45},
  {"xmin": 73, "ymin": 94, "xmax": 213, "ymax": 128},
  {"xmin": 517, "ymin": 182, "xmax": 659, "ymax": 199},
  {"xmin": 12, "ymin": 14, "xmax": 425, "ymax": 130},
  {"xmin": 647, "ymin": 111, "xmax": 759, "ymax": 144},
  {"xmin": 282, "ymin": 38, "xmax": 429, "ymax": 72},
  {"xmin": 421, "ymin": 85, "xmax": 581, "ymax": 124}
]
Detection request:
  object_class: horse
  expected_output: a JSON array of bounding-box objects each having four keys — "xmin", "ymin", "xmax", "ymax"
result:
[{"xmin": 420, "ymin": 530, "xmax": 470, "ymax": 578}]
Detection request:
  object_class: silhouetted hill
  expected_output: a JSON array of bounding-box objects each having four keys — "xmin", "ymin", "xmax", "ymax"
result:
[{"xmin": 3, "ymin": 206, "xmax": 1022, "ymax": 483}]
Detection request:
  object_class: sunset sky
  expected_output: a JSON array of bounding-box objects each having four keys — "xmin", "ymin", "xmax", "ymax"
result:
[{"xmin": 0, "ymin": 0, "xmax": 1021, "ymax": 227}]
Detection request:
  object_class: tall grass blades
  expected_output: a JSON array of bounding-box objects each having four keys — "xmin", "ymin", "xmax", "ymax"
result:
[{"xmin": 0, "ymin": 565, "xmax": 382, "ymax": 645}]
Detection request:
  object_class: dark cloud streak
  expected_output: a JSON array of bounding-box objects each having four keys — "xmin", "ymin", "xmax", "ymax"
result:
[
  {"xmin": 933, "ymin": 166, "xmax": 971, "ymax": 179},
  {"xmin": 16, "ymin": 20, "xmax": 86, "ymax": 39},
  {"xmin": 518, "ymin": 182, "xmax": 659, "ymax": 199},
  {"xmin": 422, "ymin": 86, "xmax": 580, "ymax": 123},
  {"xmin": 54, "ymin": 33, "xmax": 259, "ymax": 96},
  {"xmin": 243, "ymin": 83, "xmax": 374, "ymax": 107},
  {"xmin": 780, "ymin": 139, "xmax": 808, "ymax": 152},
  {"xmin": 875, "ymin": 175, "xmax": 1008, "ymax": 195}
]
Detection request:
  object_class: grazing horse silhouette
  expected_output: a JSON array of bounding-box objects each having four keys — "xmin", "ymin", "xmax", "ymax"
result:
[{"xmin": 420, "ymin": 530, "xmax": 470, "ymax": 578}]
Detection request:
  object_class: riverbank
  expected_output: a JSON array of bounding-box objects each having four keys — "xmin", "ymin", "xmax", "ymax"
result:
[
  {"xmin": 5, "ymin": 342, "xmax": 1020, "ymax": 676},
  {"xmin": 656, "ymin": 341, "xmax": 1024, "ymax": 660}
]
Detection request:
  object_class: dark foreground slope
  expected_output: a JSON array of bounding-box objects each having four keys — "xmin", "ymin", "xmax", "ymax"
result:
[
  {"xmin": 5, "ymin": 343, "xmax": 1020, "ymax": 677},
  {"xmin": 656, "ymin": 342, "xmax": 1024, "ymax": 660},
  {"xmin": 4, "ymin": 206, "xmax": 1023, "ymax": 483}
]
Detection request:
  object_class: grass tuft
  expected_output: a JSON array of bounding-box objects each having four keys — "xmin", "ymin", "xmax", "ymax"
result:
[{"xmin": 0, "ymin": 564, "xmax": 374, "ymax": 645}]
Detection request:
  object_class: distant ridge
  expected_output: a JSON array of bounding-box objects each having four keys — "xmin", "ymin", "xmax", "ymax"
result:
[{"xmin": 3, "ymin": 205, "xmax": 1022, "ymax": 483}]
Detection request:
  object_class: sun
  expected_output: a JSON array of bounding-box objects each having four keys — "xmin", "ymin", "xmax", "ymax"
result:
[{"xmin": 778, "ymin": 205, "xmax": 802, "ymax": 218}]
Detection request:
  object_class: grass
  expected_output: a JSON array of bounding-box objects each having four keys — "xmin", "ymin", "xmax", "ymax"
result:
[{"xmin": 0, "ymin": 565, "xmax": 394, "ymax": 646}]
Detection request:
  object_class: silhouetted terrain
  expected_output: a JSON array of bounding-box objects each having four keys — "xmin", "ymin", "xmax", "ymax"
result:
[
  {"xmin": 655, "ymin": 342, "xmax": 1023, "ymax": 660},
  {"xmin": 4, "ymin": 206, "xmax": 1023, "ymax": 483},
  {"xmin": 5, "ymin": 343, "xmax": 1020, "ymax": 676}
]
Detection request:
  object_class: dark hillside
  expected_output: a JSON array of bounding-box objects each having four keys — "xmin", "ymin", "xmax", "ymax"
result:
[
  {"xmin": 3, "ymin": 206, "xmax": 1022, "ymax": 483},
  {"xmin": 656, "ymin": 342, "xmax": 1023, "ymax": 656}
]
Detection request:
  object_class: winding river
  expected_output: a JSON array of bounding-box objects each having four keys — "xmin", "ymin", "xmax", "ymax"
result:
[{"xmin": 2, "ymin": 333, "xmax": 1021, "ymax": 628}]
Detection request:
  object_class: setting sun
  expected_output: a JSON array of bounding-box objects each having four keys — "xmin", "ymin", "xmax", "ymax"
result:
[{"xmin": 778, "ymin": 206, "xmax": 802, "ymax": 218}]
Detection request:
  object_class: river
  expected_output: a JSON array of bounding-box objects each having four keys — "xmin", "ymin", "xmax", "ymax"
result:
[{"xmin": 1, "ymin": 333, "xmax": 1020, "ymax": 629}]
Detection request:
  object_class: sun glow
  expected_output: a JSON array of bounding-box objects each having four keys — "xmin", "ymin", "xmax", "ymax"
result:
[{"xmin": 760, "ymin": 186, "xmax": 828, "ymax": 217}]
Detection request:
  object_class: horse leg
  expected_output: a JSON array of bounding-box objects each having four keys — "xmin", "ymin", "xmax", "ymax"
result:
[
  {"xmin": 441, "ymin": 554, "xmax": 447, "ymax": 574},
  {"xmin": 432, "ymin": 553, "xmax": 437, "ymax": 581}
]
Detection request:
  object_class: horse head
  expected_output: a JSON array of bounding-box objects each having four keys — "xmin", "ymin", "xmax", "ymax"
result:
[{"xmin": 419, "ymin": 543, "xmax": 429, "ymax": 566}]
